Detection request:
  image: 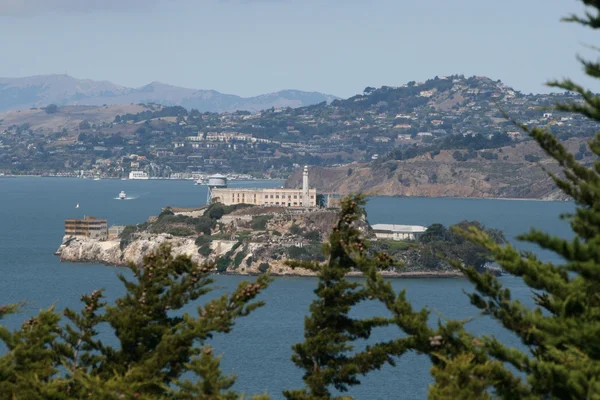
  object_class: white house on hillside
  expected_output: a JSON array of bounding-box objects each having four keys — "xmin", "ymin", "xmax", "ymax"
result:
[{"xmin": 371, "ymin": 224, "xmax": 427, "ymax": 241}]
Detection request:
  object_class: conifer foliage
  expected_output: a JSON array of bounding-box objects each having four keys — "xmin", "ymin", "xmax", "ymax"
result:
[
  {"xmin": 286, "ymin": 3, "xmax": 600, "ymax": 397},
  {"xmin": 3, "ymin": 2, "xmax": 600, "ymax": 399},
  {"xmin": 423, "ymin": 2, "xmax": 600, "ymax": 397},
  {"xmin": 0, "ymin": 243, "xmax": 270, "ymax": 399},
  {"xmin": 283, "ymin": 195, "xmax": 442, "ymax": 399}
]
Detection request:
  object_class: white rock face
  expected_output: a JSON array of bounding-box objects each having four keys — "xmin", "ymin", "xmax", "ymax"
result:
[
  {"xmin": 210, "ymin": 240, "xmax": 238, "ymax": 257},
  {"xmin": 58, "ymin": 234, "xmax": 203, "ymax": 267}
]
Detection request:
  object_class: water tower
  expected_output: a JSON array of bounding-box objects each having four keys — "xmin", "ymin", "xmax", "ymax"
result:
[{"xmin": 206, "ymin": 173, "xmax": 228, "ymax": 204}]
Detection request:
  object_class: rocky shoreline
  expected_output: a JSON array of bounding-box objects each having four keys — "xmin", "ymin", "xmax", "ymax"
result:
[
  {"xmin": 55, "ymin": 234, "xmax": 466, "ymax": 279},
  {"xmin": 55, "ymin": 205, "xmax": 505, "ymax": 278},
  {"xmin": 283, "ymin": 140, "xmax": 586, "ymax": 201}
]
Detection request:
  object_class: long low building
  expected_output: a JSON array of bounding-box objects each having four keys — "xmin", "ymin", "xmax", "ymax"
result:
[
  {"xmin": 210, "ymin": 166, "xmax": 317, "ymax": 208},
  {"xmin": 211, "ymin": 187, "xmax": 317, "ymax": 207},
  {"xmin": 371, "ymin": 224, "xmax": 427, "ymax": 241}
]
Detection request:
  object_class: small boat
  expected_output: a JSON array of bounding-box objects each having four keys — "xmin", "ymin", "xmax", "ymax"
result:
[
  {"xmin": 75, "ymin": 203, "xmax": 79, "ymax": 208},
  {"xmin": 119, "ymin": 191, "xmax": 127, "ymax": 200},
  {"xmin": 93, "ymin": 177, "xmax": 101, "ymax": 181}
]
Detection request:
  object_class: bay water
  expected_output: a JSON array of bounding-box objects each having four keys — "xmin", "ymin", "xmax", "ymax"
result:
[{"xmin": 0, "ymin": 177, "xmax": 575, "ymax": 398}]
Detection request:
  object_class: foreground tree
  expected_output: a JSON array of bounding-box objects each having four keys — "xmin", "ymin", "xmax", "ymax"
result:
[
  {"xmin": 284, "ymin": 195, "xmax": 445, "ymax": 399},
  {"xmin": 424, "ymin": 2, "xmax": 600, "ymax": 397},
  {"xmin": 283, "ymin": 196, "xmax": 391, "ymax": 399},
  {"xmin": 287, "ymin": 3, "xmax": 600, "ymax": 396},
  {"xmin": 0, "ymin": 243, "xmax": 270, "ymax": 399}
]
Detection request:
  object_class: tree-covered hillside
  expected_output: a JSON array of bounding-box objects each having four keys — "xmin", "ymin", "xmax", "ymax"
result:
[{"xmin": 0, "ymin": 74, "xmax": 596, "ymax": 181}]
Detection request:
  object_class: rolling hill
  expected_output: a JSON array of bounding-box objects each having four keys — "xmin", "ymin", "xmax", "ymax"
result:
[{"xmin": 0, "ymin": 74, "xmax": 338, "ymax": 113}]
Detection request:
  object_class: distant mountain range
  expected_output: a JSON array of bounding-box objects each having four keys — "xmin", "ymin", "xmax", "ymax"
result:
[{"xmin": 0, "ymin": 74, "xmax": 339, "ymax": 113}]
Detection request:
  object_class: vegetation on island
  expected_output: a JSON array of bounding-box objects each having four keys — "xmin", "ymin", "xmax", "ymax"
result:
[
  {"xmin": 116, "ymin": 199, "xmax": 501, "ymax": 275},
  {"xmin": 372, "ymin": 221, "xmax": 504, "ymax": 273},
  {"xmin": 2, "ymin": 1, "xmax": 600, "ymax": 398}
]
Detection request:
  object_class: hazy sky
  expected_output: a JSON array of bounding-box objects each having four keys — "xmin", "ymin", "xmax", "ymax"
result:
[{"xmin": 0, "ymin": 0, "xmax": 596, "ymax": 98}]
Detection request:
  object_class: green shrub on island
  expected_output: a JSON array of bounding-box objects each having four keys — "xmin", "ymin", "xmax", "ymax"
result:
[
  {"xmin": 251, "ymin": 215, "xmax": 272, "ymax": 230},
  {"xmin": 302, "ymin": 230, "xmax": 321, "ymax": 242},
  {"xmin": 207, "ymin": 204, "xmax": 226, "ymax": 220},
  {"xmin": 258, "ymin": 262, "xmax": 270, "ymax": 273},
  {"xmin": 237, "ymin": 230, "xmax": 252, "ymax": 240},
  {"xmin": 233, "ymin": 250, "xmax": 247, "ymax": 269},
  {"xmin": 159, "ymin": 206, "xmax": 174, "ymax": 217},
  {"xmin": 286, "ymin": 244, "xmax": 325, "ymax": 262},
  {"xmin": 213, "ymin": 242, "xmax": 243, "ymax": 272},
  {"xmin": 118, "ymin": 222, "xmax": 149, "ymax": 250},
  {"xmin": 195, "ymin": 235, "xmax": 212, "ymax": 247},
  {"xmin": 368, "ymin": 221, "xmax": 503, "ymax": 272},
  {"xmin": 138, "ymin": 204, "xmax": 257, "ymax": 240},
  {"xmin": 168, "ymin": 227, "xmax": 195, "ymax": 237},
  {"xmin": 206, "ymin": 203, "xmax": 254, "ymax": 220},
  {"xmin": 286, "ymin": 245, "xmax": 305, "ymax": 259},
  {"xmin": 198, "ymin": 243, "xmax": 212, "ymax": 257},
  {"xmin": 289, "ymin": 223, "xmax": 303, "ymax": 235},
  {"xmin": 215, "ymin": 256, "xmax": 229, "ymax": 273}
]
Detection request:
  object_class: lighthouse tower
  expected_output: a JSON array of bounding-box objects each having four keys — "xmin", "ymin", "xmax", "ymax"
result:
[{"xmin": 302, "ymin": 166, "xmax": 310, "ymax": 208}]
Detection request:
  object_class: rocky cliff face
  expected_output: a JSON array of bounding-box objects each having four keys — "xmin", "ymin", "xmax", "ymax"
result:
[
  {"xmin": 285, "ymin": 139, "xmax": 583, "ymax": 200},
  {"xmin": 57, "ymin": 206, "xmax": 479, "ymax": 278},
  {"xmin": 57, "ymin": 234, "xmax": 329, "ymax": 276},
  {"xmin": 57, "ymin": 208, "xmax": 372, "ymax": 276},
  {"xmin": 58, "ymin": 234, "xmax": 204, "ymax": 267}
]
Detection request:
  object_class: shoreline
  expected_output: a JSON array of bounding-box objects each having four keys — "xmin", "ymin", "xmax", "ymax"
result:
[
  {"xmin": 0, "ymin": 175, "xmax": 276, "ymax": 182},
  {"xmin": 59, "ymin": 257, "xmax": 465, "ymax": 279},
  {"xmin": 3, "ymin": 175, "xmax": 569, "ymax": 202}
]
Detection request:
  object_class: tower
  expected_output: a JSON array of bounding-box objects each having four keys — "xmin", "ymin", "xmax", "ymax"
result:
[
  {"xmin": 302, "ymin": 165, "xmax": 309, "ymax": 208},
  {"xmin": 206, "ymin": 174, "xmax": 227, "ymax": 205}
]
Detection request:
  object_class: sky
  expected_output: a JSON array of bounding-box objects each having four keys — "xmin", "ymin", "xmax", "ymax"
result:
[{"xmin": 0, "ymin": 0, "xmax": 597, "ymax": 98}]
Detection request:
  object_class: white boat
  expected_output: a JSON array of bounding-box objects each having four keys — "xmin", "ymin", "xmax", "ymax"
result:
[
  {"xmin": 93, "ymin": 177, "xmax": 101, "ymax": 181},
  {"xmin": 119, "ymin": 191, "xmax": 127, "ymax": 200},
  {"xmin": 75, "ymin": 203, "xmax": 79, "ymax": 208}
]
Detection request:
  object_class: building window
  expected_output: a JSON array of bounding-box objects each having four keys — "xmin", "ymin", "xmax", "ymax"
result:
[{"xmin": 276, "ymin": 195, "xmax": 279, "ymax": 199}]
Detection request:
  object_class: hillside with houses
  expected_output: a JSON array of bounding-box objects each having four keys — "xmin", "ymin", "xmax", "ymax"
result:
[{"xmin": 0, "ymin": 74, "xmax": 596, "ymax": 197}]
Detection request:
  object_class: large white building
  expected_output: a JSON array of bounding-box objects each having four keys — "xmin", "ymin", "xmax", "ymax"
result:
[
  {"xmin": 371, "ymin": 224, "xmax": 427, "ymax": 241},
  {"xmin": 211, "ymin": 166, "xmax": 316, "ymax": 208},
  {"xmin": 129, "ymin": 170, "xmax": 149, "ymax": 180}
]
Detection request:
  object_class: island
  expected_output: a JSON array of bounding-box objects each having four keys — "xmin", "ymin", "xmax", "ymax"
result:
[{"xmin": 55, "ymin": 203, "xmax": 503, "ymax": 278}]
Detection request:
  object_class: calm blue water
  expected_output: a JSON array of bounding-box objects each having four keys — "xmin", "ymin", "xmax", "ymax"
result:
[{"xmin": 0, "ymin": 177, "xmax": 575, "ymax": 399}]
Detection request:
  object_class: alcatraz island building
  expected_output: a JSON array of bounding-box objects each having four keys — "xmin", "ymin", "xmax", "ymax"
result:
[
  {"xmin": 64, "ymin": 216, "xmax": 108, "ymax": 240},
  {"xmin": 210, "ymin": 166, "xmax": 317, "ymax": 208}
]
